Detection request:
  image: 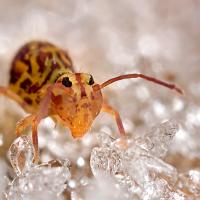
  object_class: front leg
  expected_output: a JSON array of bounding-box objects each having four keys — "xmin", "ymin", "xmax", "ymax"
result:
[
  {"xmin": 16, "ymin": 115, "xmax": 42, "ymax": 163},
  {"xmin": 101, "ymin": 103, "xmax": 126, "ymax": 136},
  {"xmin": 16, "ymin": 115, "xmax": 35, "ymax": 137},
  {"xmin": 31, "ymin": 117, "xmax": 40, "ymax": 163},
  {"xmin": 15, "ymin": 114, "xmax": 40, "ymax": 163},
  {"xmin": 15, "ymin": 85, "xmax": 53, "ymax": 163}
]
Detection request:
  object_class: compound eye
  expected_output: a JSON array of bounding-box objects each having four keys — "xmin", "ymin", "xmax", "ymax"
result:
[
  {"xmin": 62, "ymin": 77, "xmax": 72, "ymax": 87},
  {"xmin": 88, "ymin": 75, "xmax": 94, "ymax": 85}
]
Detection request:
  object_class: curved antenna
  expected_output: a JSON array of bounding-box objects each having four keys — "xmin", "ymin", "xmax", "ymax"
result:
[{"xmin": 100, "ymin": 73, "xmax": 184, "ymax": 94}]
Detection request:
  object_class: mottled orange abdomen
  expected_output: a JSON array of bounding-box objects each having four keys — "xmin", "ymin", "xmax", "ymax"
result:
[{"xmin": 9, "ymin": 41, "xmax": 74, "ymax": 111}]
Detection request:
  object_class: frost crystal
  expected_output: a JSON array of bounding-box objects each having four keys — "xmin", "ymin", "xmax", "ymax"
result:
[
  {"xmin": 8, "ymin": 135, "xmax": 34, "ymax": 176},
  {"xmin": 90, "ymin": 147, "xmax": 122, "ymax": 177},
  {"xmin": 5, "ymin": 136, "xmax": 71, "ymax": 200},
  {"xmin": 5, "ymin": 159, "xmax": 71, "ymax": 200},
  {"xmin": 90, "ymin": 120, "xmax": 185, "ymax": 199},
  {"xmin": 135, "ymin": 120, "xmax": 179, "ymax": 158}
]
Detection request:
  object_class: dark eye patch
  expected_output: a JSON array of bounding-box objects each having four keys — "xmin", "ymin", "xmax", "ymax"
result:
[
  {"xmin": 88, "ymin": 75, "xmax": 94, "ymax": 85},
  {"xmin": 62, "ymin": 77, "xmax": 72, "ymax": 87}
]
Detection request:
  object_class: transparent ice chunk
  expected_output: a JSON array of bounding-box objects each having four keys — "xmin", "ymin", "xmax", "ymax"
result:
[
  {"xmin": 124, "ymin": 154, "xmax": 178, "ymax": 186},
  {"xmin": 97, "ymin": 132, "xmax": 115, "ymax": 147},
  {"xmin": 90, "ymin": 120, "xmax": 180, "ymax": 199},
  {"xmin": 8, "ymin": 135, "xmax": 34, "ymax": 176},
  {"xmin": 5, "ymin": 159, "xmax": 71, "ymax": 200},
  {"xmin": 141, "ymin": 178, "xmax": 187, "ymax": 200},
  {"xmin": 135, "ymin": 120, "xmax": 179, "ymax": 158},
  {"xmin": 90, "ymin": 147, "xmax": 122, "ymax": 177}
]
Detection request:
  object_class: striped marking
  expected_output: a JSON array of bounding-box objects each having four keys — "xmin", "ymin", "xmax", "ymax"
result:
[{"xmin": 75, "ymin": 73, "xmax": 87, "ymax": 98}]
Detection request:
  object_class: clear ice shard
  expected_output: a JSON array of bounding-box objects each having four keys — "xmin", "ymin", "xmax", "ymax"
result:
[
  {"xmin": 5, "ymin": 135, "xmax": 71, "ymax": 200},
  {"xmin": 90, "ymin": 147, "xmax": 122, "ymax": 177},
  {"xmin": 90, "ymin": 120, "xmax": 182, "ymax": 199},
  {"xmin": 5, "ymin": 159, "xmax": 71, "ymax": 200},
  {"xmin": 8, "ymin": 135, "xmax": 34, "ymax": 176},
  {"xmin": 135, "ymin": 120, "xmax": 179, "ymax": 158}
]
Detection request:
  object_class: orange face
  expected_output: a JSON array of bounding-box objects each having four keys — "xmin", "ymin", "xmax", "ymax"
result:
[{"xmin": 51, "ymin": 72, "xmax": 103, "ymax": 138}]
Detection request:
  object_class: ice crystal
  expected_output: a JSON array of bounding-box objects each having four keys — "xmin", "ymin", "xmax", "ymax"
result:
[
  {"xmin": 135, "ymin": 120, "xmax": 179, "ymax": 158},
  {"xmin": 5, "ymin": 136, "xmax": 71, "ymax": 200},
  {"xmin": 8, "ymin": 136, "xmax": 34, "ymax": 176},
  {"xmin": 90, "ymin": 120, "xmax": 189, "ymax": 199},
  {"xmin": 5, "ymin": 159, "xmax": 71, "ymax": 200}
]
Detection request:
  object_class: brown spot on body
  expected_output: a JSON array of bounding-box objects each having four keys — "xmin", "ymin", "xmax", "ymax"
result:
[
  {"xmin": 37, "ymin": 52, "xmax": 49, "ymax": 73},
  {"xmin": 20, "ymin": 78, "xmax": 32, "ymax": 91},
  {"xmin": 10, "ymin": 69, "xmax": 22, "ymax": 84},
  {"xmin": 12, "ymin": 43, "xmax": 32, "ymax": 74},
  {"xmin": 10, "ymin": 60, "xmax": 29, "ymax": 84},
  {"xmin": 24, "ymin": 97, "xmax": 33, "ymax": 105},
  {"xmin": 28, "ymin": 83, "xmax": 40, "ymax": 93}
]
